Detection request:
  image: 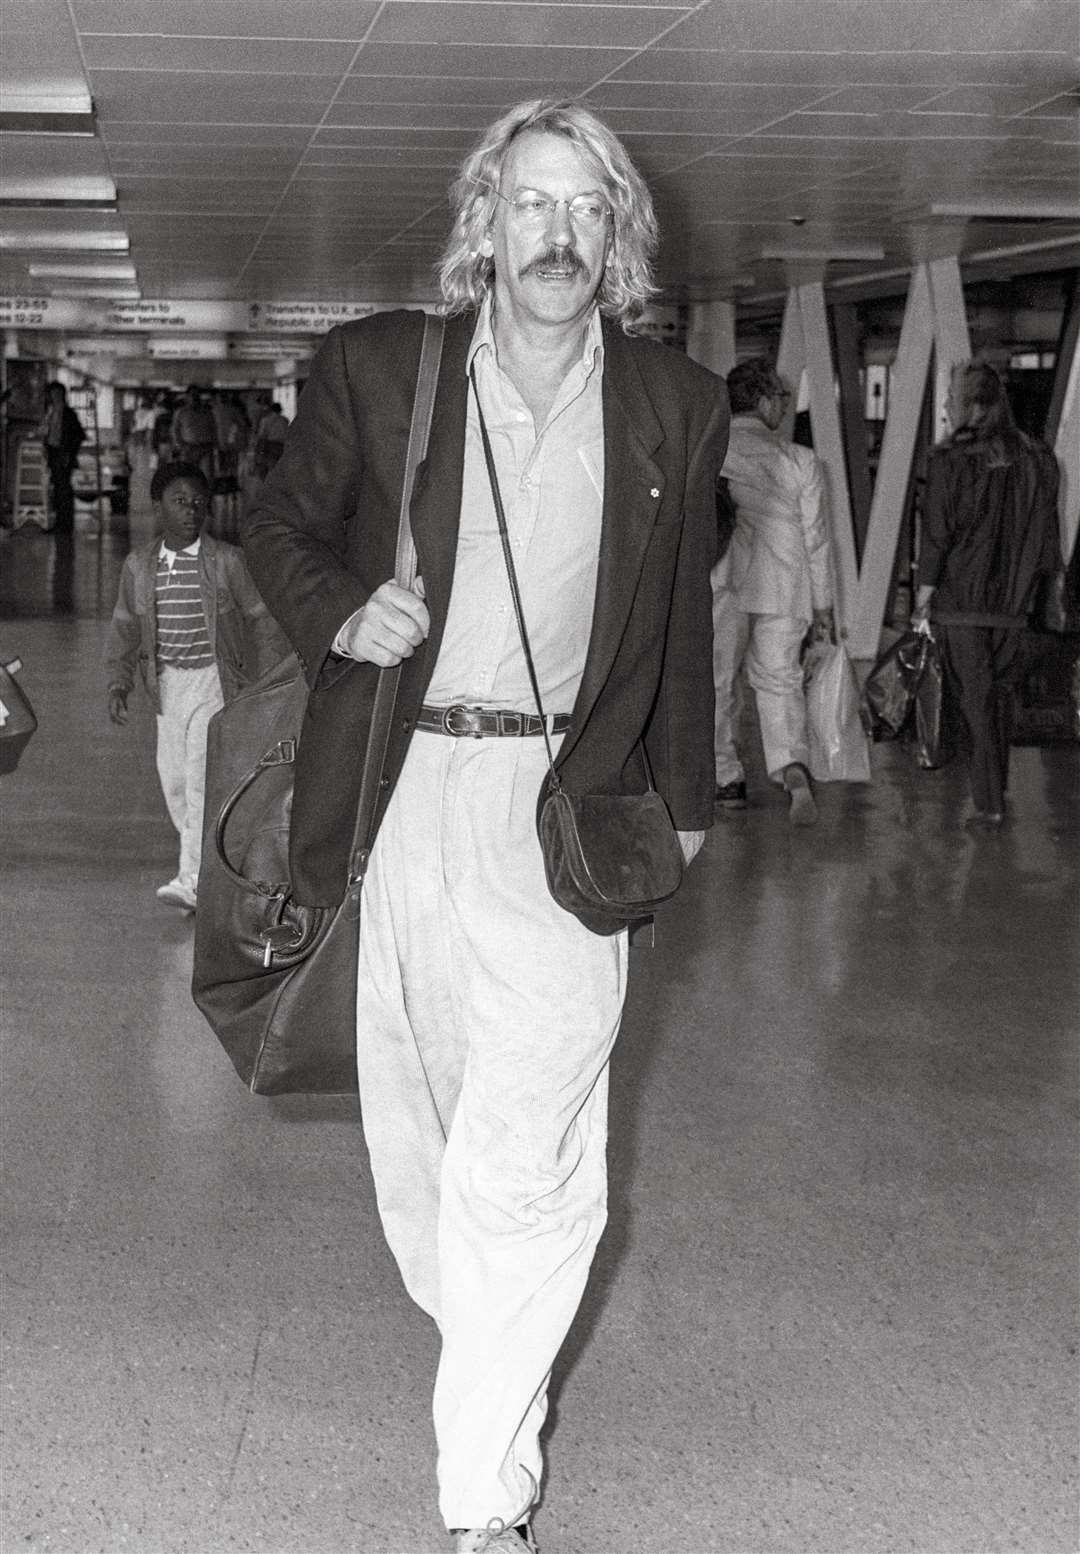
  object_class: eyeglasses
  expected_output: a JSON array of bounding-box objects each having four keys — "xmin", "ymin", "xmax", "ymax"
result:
[
  {"xmin": 491, "ymin": 187, "xmax": 613, "ymax": 230},
  {"xmin": 168, "ymin": 494, "xmax": 209, "ymax": 511}
]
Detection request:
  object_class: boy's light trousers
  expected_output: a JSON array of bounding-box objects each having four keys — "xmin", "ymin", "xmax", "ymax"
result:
[
  {"xmin": 354, "ymin": 729, "xmax": 628, "ymax": 1531},
  {"xmin": 155, "ymin": 662, "xmax": 223, "ymax": 889}
]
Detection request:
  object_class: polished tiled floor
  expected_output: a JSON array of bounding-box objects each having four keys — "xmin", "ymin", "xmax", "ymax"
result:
[{"xmin": 1, "ymin": 498, "xmax": 1078, "ymax": 1554}]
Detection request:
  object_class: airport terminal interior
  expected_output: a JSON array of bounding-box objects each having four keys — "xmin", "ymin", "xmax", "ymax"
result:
[{"xmin": 1, "ymin": 2, "xmax": 1078, "ymax": 1552}]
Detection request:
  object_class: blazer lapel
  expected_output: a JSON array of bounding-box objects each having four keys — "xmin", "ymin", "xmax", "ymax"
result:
[
  {"xmin": 565, "ymin": 322, "xmax": 667, "ymax": 745},
  {"xmin": 408, "ymin": 313, "xmax": 472, "ymax": 646}
]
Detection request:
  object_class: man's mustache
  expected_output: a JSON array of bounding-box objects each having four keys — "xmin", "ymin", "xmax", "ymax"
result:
[{"xmin": 519, "ymin": 245, "xmax": 586, "ymax": 279}]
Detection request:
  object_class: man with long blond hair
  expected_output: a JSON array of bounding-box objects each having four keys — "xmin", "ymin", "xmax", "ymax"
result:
[{"xmin": 244, "ymin": 98, "xmax": 728, "ymax": 1552}]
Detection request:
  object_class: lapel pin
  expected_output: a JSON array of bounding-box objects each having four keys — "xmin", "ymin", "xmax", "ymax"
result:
[{"xmin": 650, "ymin": 487, "xmax": 660, "ymax": 498}]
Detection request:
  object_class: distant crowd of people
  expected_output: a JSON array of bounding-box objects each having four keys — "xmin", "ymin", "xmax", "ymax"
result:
[{"xmin": 130, "ymin": 384, "xmax": 291, "ymax": 489}]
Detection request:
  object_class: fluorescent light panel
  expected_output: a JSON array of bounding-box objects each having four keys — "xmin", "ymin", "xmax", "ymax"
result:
[
  {"xmin": 930, "ymin": 199, "xmax": 1080, "ymax": 221},
  {"xmin": 0, "ymin": 176, "xmax": 116, "ymax": 207},
  {"xmin": 0, "ymin": 231, "xmax": 129, "ymax": 252},
  {"xmin": 760, "ymin": 244, "xmax": 886, "ymax": 261},
  {"xmin": 0, "ymin": 97, "xmax": 96, "ymax": 136},
  {"xmin": 29, "ymin": 262, "xmax": 137, "ymax": 281},
  {"xmin": 48, "ymin": 283, "xmax": 141, "ymax": 299}
]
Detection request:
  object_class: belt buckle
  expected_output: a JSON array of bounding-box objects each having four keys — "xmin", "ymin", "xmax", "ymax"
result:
[{"xmin": 442, "ymin": 703, "xmax": 480, "ymax": 737}]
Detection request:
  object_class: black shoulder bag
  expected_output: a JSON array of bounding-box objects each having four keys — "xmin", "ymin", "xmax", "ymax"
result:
[{"xmin": 470, "ymin": 366, "xmax": 684, "ymax": 937}]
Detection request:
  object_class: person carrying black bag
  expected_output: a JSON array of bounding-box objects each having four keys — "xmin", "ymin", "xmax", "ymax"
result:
[
  {"xmin": 911, "ymin": 360, "xmax": 1061, "ymax": 829},
  {"xmin": 241, "ymin": 99, "xmax": 728, "ymax": 1553}
]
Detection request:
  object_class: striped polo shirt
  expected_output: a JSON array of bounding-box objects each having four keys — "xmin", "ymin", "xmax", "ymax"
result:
[{"xmin": 156, "ymin": 540, "xmax": 215, "ymax": 670}]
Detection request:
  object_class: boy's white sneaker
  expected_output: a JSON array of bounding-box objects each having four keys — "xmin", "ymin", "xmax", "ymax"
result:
[
  {"xmin": 452, "ymin": 1523, "xmax": 537, "ymax": 1553},
  {"xmin": 156, "ymin": 877, "xmax": 197, "ymax": 912}
]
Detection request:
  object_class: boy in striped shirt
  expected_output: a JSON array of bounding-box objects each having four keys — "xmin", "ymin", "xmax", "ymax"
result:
[{"xmin": 105, "ymin": 462, "xmax": 287, "ymax": 911}]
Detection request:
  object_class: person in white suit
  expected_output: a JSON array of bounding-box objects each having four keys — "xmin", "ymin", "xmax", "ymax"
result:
[{"xmin": 711, "ymin": 357, "xmax": 834, "ymax": 824}]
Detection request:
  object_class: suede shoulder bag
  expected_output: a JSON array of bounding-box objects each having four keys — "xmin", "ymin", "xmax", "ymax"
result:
[
  {"xmin": 470, "ymin": 366, "xmax": 684, "ymax": 937},
  {"xmin": 191, "ymin": 315, "xmax": 445, "ymax": 1094}
]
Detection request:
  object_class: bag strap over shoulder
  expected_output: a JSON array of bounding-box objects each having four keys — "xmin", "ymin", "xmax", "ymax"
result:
[{"xmin": 347, "ymin": 313, "xmax": 445, "ymax": 902}]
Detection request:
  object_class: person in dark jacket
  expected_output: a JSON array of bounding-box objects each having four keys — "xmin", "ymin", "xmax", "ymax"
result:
[
  {"xmin": 913, "ymin": 360, "xmax": 1061, "ymax": 828},
  {"xmin": 243, "ymin": 97, "xmax": 727, "ymax": 1553},
  {"xmin": 40, "ymin": 381, "xmax": 85, "ymax": 534}
]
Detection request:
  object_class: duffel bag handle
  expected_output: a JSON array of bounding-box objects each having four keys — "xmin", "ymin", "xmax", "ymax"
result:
[
  {"xmin": 214, "ymin": 737, "xmax": 332, "ymax": 969},
  {"xmin": 214, "ymin": 737, "xmax": 297, "ymax": 896}
]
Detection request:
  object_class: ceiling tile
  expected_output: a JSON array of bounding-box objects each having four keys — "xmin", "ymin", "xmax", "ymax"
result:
[
  {"xmin": 350, "ymin": 41, "xmax": 635, "ymax": 80},
  {"xmin": 71, "ymin": 0, "xmax": 380, "ymax": 39},
  {"xmin": 310, "ymin": 126, "xmax": 478, "ymax": 150},
  {"xmin": 80, "ymin": 35, "xmax": 361, "ymax": 74},
  {"xmin": 605, "ymin": 48, "xmax": 1061, "ymax": 87},
  {"xmin": 101, "ymin": 122, "xmax": 313, "ymax": 147},
  {"xmin": 369, "ymin": 3, "xmax": 690, "ymax": 49},
  {"xmin": 323, "ymin": 101, "xmax": 495, "ymax": 130},
  {"xmin": 909, "ymin": 84, "xmax": 1080, "ymax": 117},
  {"xmin": 88, "ymin": 71, "xmax": 336, "ymax": 122},
  {"xmin": 335, "ymin": 74, "xmax": 589, "ymax": 107},
  {"xmin": 586, "ymin": 81, "xmax": 834, "ymax": 114},
  {"xmin": 301, "ymin": 146, "xmax": 461, "ymax": 168},
  {"xmin": 655, "ymin": 0, "xmax": 1078, "ymax": 55},
  {"xmin": 593, "ymin": 106, "xmax": 837, "ymax": 136}
]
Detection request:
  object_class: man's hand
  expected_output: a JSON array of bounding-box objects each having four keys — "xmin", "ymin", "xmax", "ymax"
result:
[
  {"xmin": 335, "ymin": 578, "xmax": 430, "ymax": 667},
  {"xmin": 811, "ymin": 607, "xmax": 835, "ymax": 644},
  {"xmin": 107, "ymin": 689, "xmax": 129, "ymax": 725}
]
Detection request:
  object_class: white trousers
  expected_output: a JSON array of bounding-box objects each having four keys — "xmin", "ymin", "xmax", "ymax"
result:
[
  {"xmin": 711, "ymin": 578, "xmax": 809, "ymax": 784},
  {"xmin": 354, "ymin": 730, "xmax": 628, "ymax": 1530},
  {"xmin": 155, "ymin": 663, "xmax": 223, "ymax": 889}
]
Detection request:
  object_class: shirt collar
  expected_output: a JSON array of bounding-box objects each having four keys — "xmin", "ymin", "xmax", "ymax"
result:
[
  {"xmin": 159, "ymin": 536, "xmax": 201, "ymax": 563},
  {"xmin": 465, "ymin": 292, "xmax": 604, "ymax": 378}
]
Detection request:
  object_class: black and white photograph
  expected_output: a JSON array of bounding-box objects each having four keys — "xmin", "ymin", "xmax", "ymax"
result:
[{"xmin": 1, "ymin": 2, "xmax": 1077, "ymax": 1551}]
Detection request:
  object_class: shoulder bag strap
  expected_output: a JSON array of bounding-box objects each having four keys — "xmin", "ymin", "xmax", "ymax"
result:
[
  {"xmin": 469, "ymin": 363, "xmax": 658, "ymax": 798},
  {"xmin": 345, "ymin": 313, "xmax": 445, "ymax": 903},
  {"xmin": 469, "ymin": 363, "xmax": 562, "ymax": 790}
]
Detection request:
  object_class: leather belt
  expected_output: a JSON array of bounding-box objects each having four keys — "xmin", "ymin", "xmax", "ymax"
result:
[{"xmin": 416, "ymin": 704, "xmax": 572, "ymax": 738}]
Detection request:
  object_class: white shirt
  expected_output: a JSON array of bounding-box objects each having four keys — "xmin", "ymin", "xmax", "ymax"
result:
[
  {"xmin": 717, "ymin": 415, "xmax": 832, "ymax": 618},
  {"xmin": 158, "ymin": 536, "xmax": 201, "ymax": 571},
  {"xmin": 423, "ymin": 296, "xmax": 605, "ymax": 713}
]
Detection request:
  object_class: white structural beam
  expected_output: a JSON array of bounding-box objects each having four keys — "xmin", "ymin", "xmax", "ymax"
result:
[
  {"xmin": 685, "ymin": 300, "xmax": 736, "ymax": 378},
  {"xmin": 775, "ymin": 286, "xmax": 805, "ymax": 443},
  {"xmin": 927, "ymin": 256, "xmax": 972, "ymax": 441},
  {"xmin": 797, "ymin": 280, "xmax": 859, "ymax": 635},
  {"xmin": 849, "ymin": 264, "xmax": 936, "ymax": 659},
  {"xmin": 1054, "ymin": 327, "xmax": 1080, "ymax": 562}
]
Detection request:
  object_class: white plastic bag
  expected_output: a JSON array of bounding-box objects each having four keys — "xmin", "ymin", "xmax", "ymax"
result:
[{"xmin": 804, "ymin": 642, "xmax": 871, "ymax": 783}]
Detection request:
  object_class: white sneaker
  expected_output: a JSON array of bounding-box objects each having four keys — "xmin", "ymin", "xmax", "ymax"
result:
[
  {"xmin": 156, "ymin": 877, "xmax": 197, "ymax": 912},
  {"xmin": 452, "ymin": 1523, "xmax": 537, "ymax": 1553}
]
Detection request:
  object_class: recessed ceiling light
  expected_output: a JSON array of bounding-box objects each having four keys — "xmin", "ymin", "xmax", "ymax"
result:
[
  {"xmin": 0, "ymin": 231, "xmax": 130, "ymax": 252},
  {"xmin": 0, "ymin": 98, "xmax": 96, "ymax": 136},
  {"xmin": 28, "ymin": 261, "xmax": 137, "ymax": 281},
  {"xmin": 0, "ymin": 175, "xmax": 117, "ymax": 208}
]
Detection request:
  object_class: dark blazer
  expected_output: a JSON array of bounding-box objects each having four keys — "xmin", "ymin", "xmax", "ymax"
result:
[{"xmin": 244, "ymin": 309, "xmax": 729, "ymax": 907}]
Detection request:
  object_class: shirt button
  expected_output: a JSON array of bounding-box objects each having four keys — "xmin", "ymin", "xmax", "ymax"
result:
[{"xmin": 516, "ymin": 412, "xmax": 528, "ymax": 423}]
